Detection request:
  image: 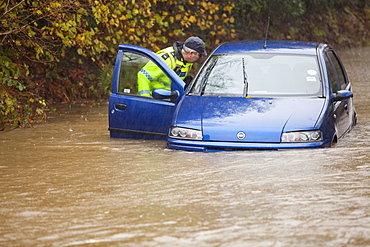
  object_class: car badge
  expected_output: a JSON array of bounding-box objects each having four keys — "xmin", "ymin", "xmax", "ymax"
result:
[{"xmin": 237, "ymin": 131, "xmax": 246, "ymax": 140}]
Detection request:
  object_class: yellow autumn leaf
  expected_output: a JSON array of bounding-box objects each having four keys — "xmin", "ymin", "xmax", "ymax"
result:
[
  {"xmin": 188, "ymin": 16, "xmax": 196, "ymax": 23},
  {"xmin": 36, "ymin": 108, "xmax": 44, "ymax": 115},
  {"xmin": 149, "ymin": 36, "xmax": 157, "ymax": 42}
]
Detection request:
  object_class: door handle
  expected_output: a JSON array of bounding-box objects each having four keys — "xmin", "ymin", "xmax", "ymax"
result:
[{"xmin": 115, "ymin": 103, "xmax": 127, "ymax": 111}]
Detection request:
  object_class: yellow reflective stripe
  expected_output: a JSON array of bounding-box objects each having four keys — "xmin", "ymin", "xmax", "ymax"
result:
[{"xmin": 140, "ymin": 69, "xmax": 154, "ymax": 82}]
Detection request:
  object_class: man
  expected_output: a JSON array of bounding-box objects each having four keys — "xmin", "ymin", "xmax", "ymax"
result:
[{"xmin": 137, "ymin": 36, "xmax": 207, "ymax": 97}]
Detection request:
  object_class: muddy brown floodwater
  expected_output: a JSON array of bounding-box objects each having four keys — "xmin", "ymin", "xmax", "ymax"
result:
[{"xmin": 1, "ymin": 47, "xmax": 370, "ymax": 246}]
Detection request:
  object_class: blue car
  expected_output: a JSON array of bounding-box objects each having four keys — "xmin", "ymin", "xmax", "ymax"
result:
[{"xmin": 109, "ymin": 40, "xmax": 357, "ymax": 151}]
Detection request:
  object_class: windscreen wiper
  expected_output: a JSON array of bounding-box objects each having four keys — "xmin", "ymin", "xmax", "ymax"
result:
[{"xmin": 242, "ymin": 58, "xmax": 249, "ymax": 97}]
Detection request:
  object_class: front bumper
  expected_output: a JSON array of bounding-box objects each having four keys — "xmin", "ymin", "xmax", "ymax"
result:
[{"xmin": 167, "ymin": 138, "xmax": 331, "ymax": 152}]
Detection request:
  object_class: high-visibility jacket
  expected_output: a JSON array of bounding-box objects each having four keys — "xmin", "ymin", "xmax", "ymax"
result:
[{"xmin": 137, "ymin": 44, "xmax": 193, "ymax": 97}]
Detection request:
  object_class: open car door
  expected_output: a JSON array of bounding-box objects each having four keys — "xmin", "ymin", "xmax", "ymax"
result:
[{"xmin": 109, "ymin": 44, "xmax": 185, "ymax": 140}]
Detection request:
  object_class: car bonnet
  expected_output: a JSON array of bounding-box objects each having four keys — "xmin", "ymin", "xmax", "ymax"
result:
[{"xmin": 173, "ymin": 96, "xmax": 325, "ymax": 143}]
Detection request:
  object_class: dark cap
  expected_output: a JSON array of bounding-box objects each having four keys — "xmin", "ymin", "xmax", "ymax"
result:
[{"xmin": 184, "ymin": 36, "xmax": 207, "ymax": 56}]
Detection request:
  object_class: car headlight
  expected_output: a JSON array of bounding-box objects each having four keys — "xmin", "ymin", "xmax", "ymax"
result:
[
  {"xmin": 170, "ymin": 127, "xmax": 202, "ymax": 140},
  {"xmin": 281, "ymin": 130, "xmax": 322, "ymax": 142}
]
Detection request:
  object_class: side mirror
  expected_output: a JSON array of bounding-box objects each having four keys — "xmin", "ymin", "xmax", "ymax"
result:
[
  {"xmin": 152, "ymin": 89, "xmax": 179, "ymax": 101},
  {"xmin": 334, "ymin": 90, "xmax": 353, "ymax": 101}
]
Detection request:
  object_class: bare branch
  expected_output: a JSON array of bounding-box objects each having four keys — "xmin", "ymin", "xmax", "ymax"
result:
[{"xmin": 0, "ymin": 0, "xmax": 26, "ymax": 18}]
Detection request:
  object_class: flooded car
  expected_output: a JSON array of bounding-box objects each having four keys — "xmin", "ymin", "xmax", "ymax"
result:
[{"xmin": 109, "ymin": 40, "xmax": 357, "ymax": 151}]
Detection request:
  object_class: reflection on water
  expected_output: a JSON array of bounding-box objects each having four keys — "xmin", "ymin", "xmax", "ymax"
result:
[{"xmin": 1, "ymin": 47, "xmax": 370, "ymax": 246}]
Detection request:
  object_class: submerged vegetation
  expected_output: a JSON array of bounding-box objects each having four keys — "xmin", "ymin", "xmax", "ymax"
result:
[{"xmin": 1, "ymin": 0, "xmax": 369, "ymax": 130}]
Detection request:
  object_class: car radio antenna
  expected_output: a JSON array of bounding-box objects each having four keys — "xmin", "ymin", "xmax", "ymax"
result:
[{"xmin": 263, "ymin": 17, "xmax": 270, "ymax": 49}]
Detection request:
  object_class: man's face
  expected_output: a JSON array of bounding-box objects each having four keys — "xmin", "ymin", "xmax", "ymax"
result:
[{"xmin": 183, "ymin": 51, "xmax": 201, "ymax": 63}]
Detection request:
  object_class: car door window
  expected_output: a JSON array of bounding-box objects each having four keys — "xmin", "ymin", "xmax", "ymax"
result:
[
  {"xmin": 324, "ymin": 52, "xmax": 339, "ymax": 93},
  {"xmin": 327, "ymin": 51, "xmax": 348, "ymax": 90},
  {"xmin": 118, "ymin": 51, "xmax": 171, "ymax": 98}
]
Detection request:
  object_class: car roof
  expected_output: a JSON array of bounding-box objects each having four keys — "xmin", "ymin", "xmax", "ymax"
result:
[{"xmin": 213, "ymin": 40, "xmax": 320, "ymax": 56}]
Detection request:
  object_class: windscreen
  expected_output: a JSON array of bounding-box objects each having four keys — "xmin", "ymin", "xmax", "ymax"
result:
[{"xmin": 189, "ymin": 53, "xmax": 322, "ymax": 97}]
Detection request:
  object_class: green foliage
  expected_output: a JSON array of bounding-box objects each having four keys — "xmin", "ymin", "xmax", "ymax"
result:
[
  {"xmin": 96, "ymin": 64, "xmax": 113, "ymax": 98},
  {"xmin": 0, "ymin": 88, "xmax": 48, "ymax": 130},
  {"xmin": 0, "ymin": 56, "xmax": 26, "ymax": 91},
  {"xmin": 233, "ymin": 0, "xmax": 306, "ymax": 39}
]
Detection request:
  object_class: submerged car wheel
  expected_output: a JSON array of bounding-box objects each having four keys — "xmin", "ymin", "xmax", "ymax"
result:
[{"xmin": 331, "ymin": 134, "xmax": 338, "ymax": 147}]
